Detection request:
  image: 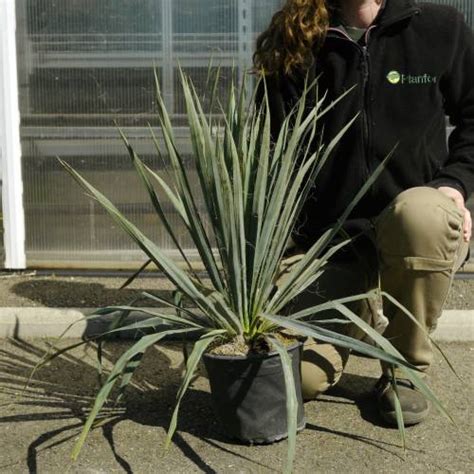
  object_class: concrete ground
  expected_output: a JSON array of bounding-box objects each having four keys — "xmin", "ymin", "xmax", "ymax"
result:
[{"xmin": 0, "ymin": 338, "xmax": 472, "ymax": 473}]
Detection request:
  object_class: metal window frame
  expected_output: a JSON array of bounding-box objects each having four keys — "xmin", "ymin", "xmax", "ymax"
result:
[
  {"xmin": 162, "ymin": 0, "xmax": 174, "ymax": 112},
  {"xmin": 0, "ymin": 0, "xmax": 26, "ymax": 269},
  {"xmin": 238, "ymin": 0, "xmax": 253, "ymax": 78}
]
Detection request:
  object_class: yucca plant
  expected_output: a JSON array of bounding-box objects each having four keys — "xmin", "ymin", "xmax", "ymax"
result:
[{"xmin": 41, "ymin": 66, "xmax": 450, "ymax": 473}]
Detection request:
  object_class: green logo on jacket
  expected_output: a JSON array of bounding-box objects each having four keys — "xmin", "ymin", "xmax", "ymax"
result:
[
  {"xmin": 387, "ymin": 70, "xmax": 401, "ymax": 84},
  {"xmin": 386, "ymin": 70, "xmax": 437, "ymax": 85}
]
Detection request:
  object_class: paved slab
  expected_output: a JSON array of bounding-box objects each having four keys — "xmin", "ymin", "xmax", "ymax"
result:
[
  {"xmin": 0, "ymin": 272, "xmax": 472, "ymax": 340},
  {"xmin": 0, "ymin": 339, "xmax": 472, "ymax": 473},
  {"xmin": 0, "ymin": 307, "xmax": 472, "ymax": 341}
]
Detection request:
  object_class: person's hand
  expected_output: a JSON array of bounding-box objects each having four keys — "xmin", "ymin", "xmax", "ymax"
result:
[{"xmin": 437, "ymin": 186, "xmax": 472, "ymax": 242}]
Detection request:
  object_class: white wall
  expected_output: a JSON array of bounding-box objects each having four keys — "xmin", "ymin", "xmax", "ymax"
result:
[{"xmin": 0, "ymin": 0, "xmax": 26, "ymax": 269}]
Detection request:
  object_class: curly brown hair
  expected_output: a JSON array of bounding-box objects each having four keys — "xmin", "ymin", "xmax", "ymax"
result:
[{"xmin": 253, "ymin": 0, "xmax": 337, "ymax": 76}]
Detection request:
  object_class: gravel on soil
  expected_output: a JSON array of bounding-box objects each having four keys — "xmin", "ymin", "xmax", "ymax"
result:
[
  {"xmin": 0, "ymin": 270, "xmax": 472, "ymax": 309},
  {"xmin": 0, "ymin": 339, "xmax": 472, "ymax": 473}
]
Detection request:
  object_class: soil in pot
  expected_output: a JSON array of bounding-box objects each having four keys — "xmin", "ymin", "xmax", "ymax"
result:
[{"xmin": 203, "ymin": 338, "xmax": 306, "ymax": 444}]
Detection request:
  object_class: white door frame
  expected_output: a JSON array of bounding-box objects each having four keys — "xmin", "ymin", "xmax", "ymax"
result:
[{"xmin": 0, "ymin": 0, "xmax": 26, "ymax": 269}]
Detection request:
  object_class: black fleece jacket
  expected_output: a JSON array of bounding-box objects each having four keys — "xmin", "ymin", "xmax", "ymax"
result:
[{"xmin": 259, "ymin": 0, "xmax": 474, "ymax": 249}]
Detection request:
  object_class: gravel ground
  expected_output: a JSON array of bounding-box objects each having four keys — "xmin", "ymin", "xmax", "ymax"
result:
[
  {"xmin": 0, "ymin": 271, "xmax": 472, "ymax": 309},
  {"xmin": 0, "ymin": 339, "xmax": 472, "ymax": 473}
]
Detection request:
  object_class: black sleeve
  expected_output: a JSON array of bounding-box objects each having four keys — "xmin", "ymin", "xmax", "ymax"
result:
[
  {"xmin": 429, "ymin": 12, "xmax": 474, "ymax": 200},
  {"xmin": 254, "ymin": 72, "xmax": 288, "ymax": 145},
  {"xmin": 254, "ymin": 68, "xmax": 310, "ymax": 144}
]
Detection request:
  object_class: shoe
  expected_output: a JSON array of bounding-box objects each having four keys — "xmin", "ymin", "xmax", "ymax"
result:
[{"xmin": 374, "ymin": 375, "xmax": 430, "ymax": 426}]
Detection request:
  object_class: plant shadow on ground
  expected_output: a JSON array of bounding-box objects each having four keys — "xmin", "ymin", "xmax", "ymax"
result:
[
  {"xmin": 303, "ymin": 368, "xmax": 423, "ymax": 460},
  {"xmin": 11, "ymin": 279, "xmax": 175, "ymax": 308},
  {"xmin": 0, "ymin": 338, "xmax": 411, "ymax": 473},
  {"xmin": 0, "ymin": 337, "xmax": 275, "ymax": 473}
]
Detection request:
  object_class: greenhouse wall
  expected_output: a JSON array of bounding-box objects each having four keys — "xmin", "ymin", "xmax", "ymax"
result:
[
  {"xmin": 12, "ymin": 0, "xmax": 281, "ymax": 269},
  {"xmin": 0, "ymin": 0, "xmax": 473, "ymax": 270}
]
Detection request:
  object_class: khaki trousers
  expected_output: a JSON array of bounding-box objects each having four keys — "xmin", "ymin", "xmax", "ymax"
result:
[{"xmin": 280, "ymin": 187, "xmax": 469, "ymax": 399}]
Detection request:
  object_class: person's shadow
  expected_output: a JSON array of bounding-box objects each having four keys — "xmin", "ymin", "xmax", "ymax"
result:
[{"xmin": 324, "ymin": 369, "xmax": 403, "ymax": 429}]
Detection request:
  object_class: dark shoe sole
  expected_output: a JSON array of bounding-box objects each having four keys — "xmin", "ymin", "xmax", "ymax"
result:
[{"xmin": 379, "ymin": 405, "xmax": 430, "ymax": 427}]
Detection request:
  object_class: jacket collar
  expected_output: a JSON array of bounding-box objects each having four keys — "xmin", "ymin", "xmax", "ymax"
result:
[
  {"xmin": 376, "ymin": 0, "xmax": 420, "ymax": 28},
  {"xmin": 328, "ymin": 0, "xmax": 420, "ymax": 36},
  {"xmin": 328, "ymin": 0, "xmax": 419, "ymax": 31}
]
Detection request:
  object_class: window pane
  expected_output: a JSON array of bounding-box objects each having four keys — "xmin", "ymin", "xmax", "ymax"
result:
[
  {"xmin": 173, "ymin": 0, "xmax": 238, "ymax": 34},
  {"xmin": 17, "ymin": 0, "xmax": 166, "ymax": 266},
  {"xmin": 27, "ymin": 0, "xmax": 162, "ymax": 34},
  {"xmin": 17, "ymin": 0, "xmax": 284, "ymax": 267},
  {"xmin": 26, "ymin": 68, "xmax": 159, "ymax": 127},
  {"xmin": 253, "ymin": 0, "xmax": 282, "ymax": 32}
]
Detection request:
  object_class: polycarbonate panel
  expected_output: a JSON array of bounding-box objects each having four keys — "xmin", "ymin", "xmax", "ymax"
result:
[
  {"xmin": 173, "ymin": 0, "xmax": 238, "ymax": 35},
  {"xmin": 253, "ymin": 0, "xmax": 283, "ymax": 32},
  {"xmin": 15, "ymin": 0, "xmax": 282, "ymax": 267},
  {"xmin": 20, "ymin": 130, "xmax": 205, "ymax": 256},
  {"xmin": 26, "ymin": 68, "xmax": 159, "ymax": 126},
  {"xmin": 173, "ymin": 66, "xmax": 234, "ymax": 117}
]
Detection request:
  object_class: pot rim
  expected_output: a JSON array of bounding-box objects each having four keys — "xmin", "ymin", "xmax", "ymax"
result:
[{"xmin": 203, "ymin": 340, "xmax": 303, "ymax": 361}]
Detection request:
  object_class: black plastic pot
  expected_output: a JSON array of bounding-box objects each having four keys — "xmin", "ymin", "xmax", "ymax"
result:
[{"xmin": 203, "ymin": 341, "xmax": 305, "ymax": 444}]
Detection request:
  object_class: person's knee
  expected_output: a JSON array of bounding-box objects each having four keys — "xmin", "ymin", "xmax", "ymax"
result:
[
  {"xmin": 376, "ymin": 187, "xmax": 464, "ymax": 267},
  {"xmin": 301, "ymin": 340, "xmax": 349, "ymax": 400}
]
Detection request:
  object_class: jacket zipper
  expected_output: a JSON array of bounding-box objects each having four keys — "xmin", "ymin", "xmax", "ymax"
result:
[
  {"xmin": 327, "ymin": 26, "xmax": 375, "ymax": 185},
  {"xmin": 361, "ymin": 45, "xmax": 371, "ymax": 179},
  {"xmin": 361, "ymin": 9, "xmax": 420, "ymax": 172},
  {"xmin": 362, "ymin": 26, "xmax": 376, "ymax": 179},
  {"xmin": 326, "ymin": 8, "xmax": 420, "ymax": 187}
]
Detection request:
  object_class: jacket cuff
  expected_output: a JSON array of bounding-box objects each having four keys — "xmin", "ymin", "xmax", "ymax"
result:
[{"xmin": 426, "ymin": 177, "xmax": 467, "ymax": 201}]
